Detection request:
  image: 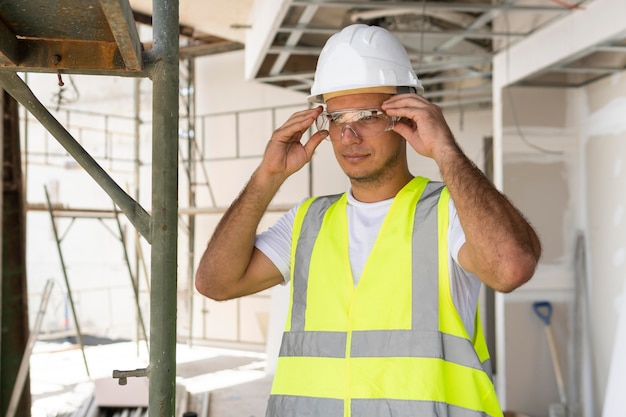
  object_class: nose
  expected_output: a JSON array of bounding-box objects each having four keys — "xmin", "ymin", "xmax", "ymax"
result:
[{"xmin": 340, "ymin": 124, "xmax": 361, "ymax": 144}]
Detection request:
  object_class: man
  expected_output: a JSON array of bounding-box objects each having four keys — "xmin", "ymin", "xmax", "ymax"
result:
[{"xmin": 195, "ymin": 24, "xmax": 541, "ymax": 417}]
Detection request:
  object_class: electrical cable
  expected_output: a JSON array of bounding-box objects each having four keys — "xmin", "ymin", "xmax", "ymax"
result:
[
  {"xmin": 551, "ymin": 0, "xmax": 585, "ymax": 10},
  {"xmin": 502, "ymin": 12, "xmax": 564, "ymax": 155}
]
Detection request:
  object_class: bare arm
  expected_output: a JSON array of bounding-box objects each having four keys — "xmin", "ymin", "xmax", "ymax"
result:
[
  {"xmin": 435, "ymin": 144, "xmax": 541, "ymax": 292},
  {"xmin": 195, "ymin": 107, "xmax": 327, "ymax": 301},
  {"xmin": 383, "ymin": 94, "xmax": 541, "ymax": 292}
]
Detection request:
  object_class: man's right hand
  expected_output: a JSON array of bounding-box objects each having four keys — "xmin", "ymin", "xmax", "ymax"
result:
[
  {"xmin": 259, "ymin": 106, "xmax": 328, "ymax": 180},
  {"xmin": 195, "ymin": 106, "xmax": 327, "ymax": 301}
]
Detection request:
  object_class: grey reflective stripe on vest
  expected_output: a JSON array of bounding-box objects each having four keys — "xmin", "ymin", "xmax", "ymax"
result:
[
  {"xmin": 352, "ymin": 399, "xmax": 490, "ymax": 417},
  {"xmin": 279, "ymin": 330, "xmax": 346, "ymax": 358},
  {"xmin": 267, "ymin": 395, "xmax": 343, "ymax": 417},
  {"xmin": 266, "ymin": 396, "xmax": 489, "ymax": 417},
  {"xmin": 291, "ymin": 194, "xmax": 342, "ymax": 332},
  {"xmin": 278, "ymin": 328, "xmax": 484, "ymax": 371},
  {"xmin": 350, "ymin": 330, "xmax": 484, "ymax": 371},
  {"xmin": 483, "ymin": 358, "xmax": 493, "ymax": 380},
  {"xmin": 412, "ymin": 181, "xmax": 444, "ymax": 331}
]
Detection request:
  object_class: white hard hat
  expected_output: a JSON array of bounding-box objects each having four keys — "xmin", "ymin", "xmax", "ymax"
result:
[{"xmin": 308, "ymin": 24, "xmax": 424, "ymax": 103}]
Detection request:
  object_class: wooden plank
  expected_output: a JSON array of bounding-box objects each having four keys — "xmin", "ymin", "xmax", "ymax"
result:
[
  {"xmin": 179, "ymin": 41, "xmax": 243, "ymax": 58},
  {"xmin": 99, "ymin": 0, "xmax": 143, "ymax": 71},
  {"xmin": 0, "ymin": 16, "xmax": 18, "ymax": 65}
]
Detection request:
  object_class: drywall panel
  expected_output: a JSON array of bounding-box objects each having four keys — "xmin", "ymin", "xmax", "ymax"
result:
[
  {"xmin": 581, "ymin": 71, "xmax": 626, "ymax": 416},
  {"xmin": 504, "ymin": 160, "xmax": 569, "ymax": 264},
  {"xmin": 196, "ymin": 51, "xmax": 306, "ymax": 116},
  {"xmin": 584, "ymin": 133, "xmax": 626, "ymax": 415},
  {"xmin": 192, "ymin": 290, "xmax": 271, "ymax": 345},
  {"xmin": 503, "ymin": 87, "xmax": 567, "ymax": 129}
]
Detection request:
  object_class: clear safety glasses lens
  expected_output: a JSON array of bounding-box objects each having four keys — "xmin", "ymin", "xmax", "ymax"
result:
[{"xmin": 315, "ymin": 108, "xmax": 399, "ymax": 140}]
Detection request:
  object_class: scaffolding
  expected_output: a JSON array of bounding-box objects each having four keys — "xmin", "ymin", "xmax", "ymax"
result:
[{"xmin": 0, "ymin": 1, "xmax": 179, "ymax": 416}]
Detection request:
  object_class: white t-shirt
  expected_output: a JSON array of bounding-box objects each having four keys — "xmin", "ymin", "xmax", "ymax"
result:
[{"xmin": 255, "ymin": 190, "xmax": 482, "ymax": 337}]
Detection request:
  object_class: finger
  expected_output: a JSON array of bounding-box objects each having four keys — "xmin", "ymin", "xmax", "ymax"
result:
[
  {"xmin": 303, "ymin": 130, "xmax": 328, "ymax": 158},
  {"xmin": 279, "ymin": 108, "xmax": 323, "ymax": 136},
  {"xmin": 383, "ymin": 93, "xmax": 428, "ymax": 106},
  {"xmin": 274, "ymin": 116, "xmax": 319, "ymax": 144},
  {"xmin": 382, "ymin": 95, "xmax": 431, "ymax": 116}
]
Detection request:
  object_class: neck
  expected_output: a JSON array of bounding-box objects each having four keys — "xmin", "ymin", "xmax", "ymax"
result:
[{"xmin": 350, "ymin": 170, "xmax": 414, "ymax": 202}]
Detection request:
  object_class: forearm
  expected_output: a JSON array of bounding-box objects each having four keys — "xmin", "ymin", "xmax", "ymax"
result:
[
  {"xmin": 195, "ymin": 168, "xmax": 285, "ymax": 300},
  {"xmin": 436, "ymin": 144, "xmax": 541, "ymax": 292},
  {"xmin": 381, "ymin": 94, "xmax": 540, "ymax": 290}
]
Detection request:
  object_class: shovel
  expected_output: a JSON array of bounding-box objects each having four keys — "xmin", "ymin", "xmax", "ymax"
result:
[{"xmin": 533, "ymin": 301, "xmax": 567, "ymax": 417}]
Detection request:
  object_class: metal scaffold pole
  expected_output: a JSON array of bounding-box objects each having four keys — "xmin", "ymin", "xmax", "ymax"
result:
[
  {"xmin": 148, "ymin": 0, "xmax": 179, "ymax": 415},
  {"xmin": 0, "ymin": 0, "xmax": 182, "ymax": 414}
]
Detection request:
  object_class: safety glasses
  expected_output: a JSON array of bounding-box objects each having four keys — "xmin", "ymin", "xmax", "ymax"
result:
[{"xmin": 315, "ymin": 108, "xmax": 400, "ymax": 140}]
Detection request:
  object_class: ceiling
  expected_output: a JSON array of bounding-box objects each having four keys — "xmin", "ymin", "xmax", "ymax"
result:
[
  {"xmin": 241, "ymin": 0, "xmax": 626, "ymax": 111},
  {"xmin": 1, "ymin": 0, "xmax": 626, "ymax": 111}
]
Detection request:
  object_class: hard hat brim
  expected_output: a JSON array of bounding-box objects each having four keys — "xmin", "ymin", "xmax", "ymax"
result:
[{"xmin": 307, "ymin": 85, "xmax": 424, "ymax": 103}]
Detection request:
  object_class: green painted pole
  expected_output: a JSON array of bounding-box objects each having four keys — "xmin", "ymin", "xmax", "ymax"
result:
[{"xmin": 148, "ymin": 0, "xmax": 179, "ymax": 415}]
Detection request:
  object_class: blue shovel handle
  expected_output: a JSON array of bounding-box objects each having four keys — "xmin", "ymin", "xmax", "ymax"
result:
[{"xmin": 533, "ymin": 301, "xmax": 553, "ymax": 326}]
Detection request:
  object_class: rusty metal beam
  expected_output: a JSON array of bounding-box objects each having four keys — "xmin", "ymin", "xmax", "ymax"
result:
[
  {"xmin": 100, "ymin": 0, "xmax": 143, "ymax": 71},
  {"xmin": 0, "ymin": 18, "xmax": 17, "ymax": 66},
  {"xmin": 19, "ymin": 39, "xmax": 129, "ymax": 72}
]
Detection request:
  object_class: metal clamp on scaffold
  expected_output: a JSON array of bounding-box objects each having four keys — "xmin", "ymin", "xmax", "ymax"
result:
[{"xmin": 112, "ymin": 368, "xmax": 148, "ymax": 385}]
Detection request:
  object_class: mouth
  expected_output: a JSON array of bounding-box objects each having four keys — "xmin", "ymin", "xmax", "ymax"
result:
[{"xmin": 342, "ymin": 152, "xmax": 370, "ymax": 163}]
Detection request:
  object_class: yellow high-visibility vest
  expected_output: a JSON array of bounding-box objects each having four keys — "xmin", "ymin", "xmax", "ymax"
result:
[{"xmin": 267, "ymin": 177, "xmax": 503, "ymax": 417}]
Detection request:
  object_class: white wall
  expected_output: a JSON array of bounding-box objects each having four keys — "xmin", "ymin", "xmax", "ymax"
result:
[
  {"xmin": 190, "ymin": 51, "xmax": 313, "ymax": 347},
  {"xmin": 581, "ymin": 72, "xmax": 626, "ymax": 417}
]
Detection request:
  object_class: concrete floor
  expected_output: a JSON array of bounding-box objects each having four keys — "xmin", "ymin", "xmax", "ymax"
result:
[{"xmin": 28, "ymin": 340, "xmax": 272, "ymax": 417}]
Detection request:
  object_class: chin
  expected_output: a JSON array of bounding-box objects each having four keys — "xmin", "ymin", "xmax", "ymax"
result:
[{"xmin": 348, "ymin": 170, "xmax": 382, "ymax": 184}]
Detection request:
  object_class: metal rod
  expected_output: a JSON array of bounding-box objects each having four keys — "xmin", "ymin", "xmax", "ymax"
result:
[
  {"xmin": 4, "ymin": 279, "xmax": 55, "ymax": 417},
  {"xmin": 43, "ymin": 185, "xmax": 91, "ymax": 377},
  {"xmin": 0, "ymin": 72, "xmax": 152, "ymax": 243},
  {"xmin": 0, "ymin": 89, "xmax": 4, "ymax": 392},
  {"xmin": 134, "ymin": 77, "xmax": 143, "ymax": 357},
  {"xmin": 114, "ymin": 207, "xmax": 149, "ymax": 353},
  {"xmin": 148, "ymin": 0, "xmax": 179, "ymax": 415},
  {"xmin": 44, "ymin": 186, "xmax": 90, "ymax": 378},
  {"xmin": 185, "ymin": 57, "xmax": 196, "ymax": 347}
]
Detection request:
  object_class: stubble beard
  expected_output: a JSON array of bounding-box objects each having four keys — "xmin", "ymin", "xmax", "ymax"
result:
[{"xmin": 347, "ymin": 145, "xmax": 403, "ymax": 188}]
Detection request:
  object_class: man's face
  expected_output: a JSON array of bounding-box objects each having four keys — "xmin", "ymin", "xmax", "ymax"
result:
[{"xmin": 326, "ymin": 93, "xmax": 406, "ymax": 186}]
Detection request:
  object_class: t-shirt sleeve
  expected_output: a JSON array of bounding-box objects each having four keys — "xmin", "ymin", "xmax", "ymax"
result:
[
  {"xmin": 448, "ymin": 198, "xmax": 482, "ymax": 338},
  {"xmin": 448, "ymin": 198, "xmax": 467, "ymax": 265},
  {"xmin": 254, "ymin": 204, "xmax": 298, "ymax": 284}
]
